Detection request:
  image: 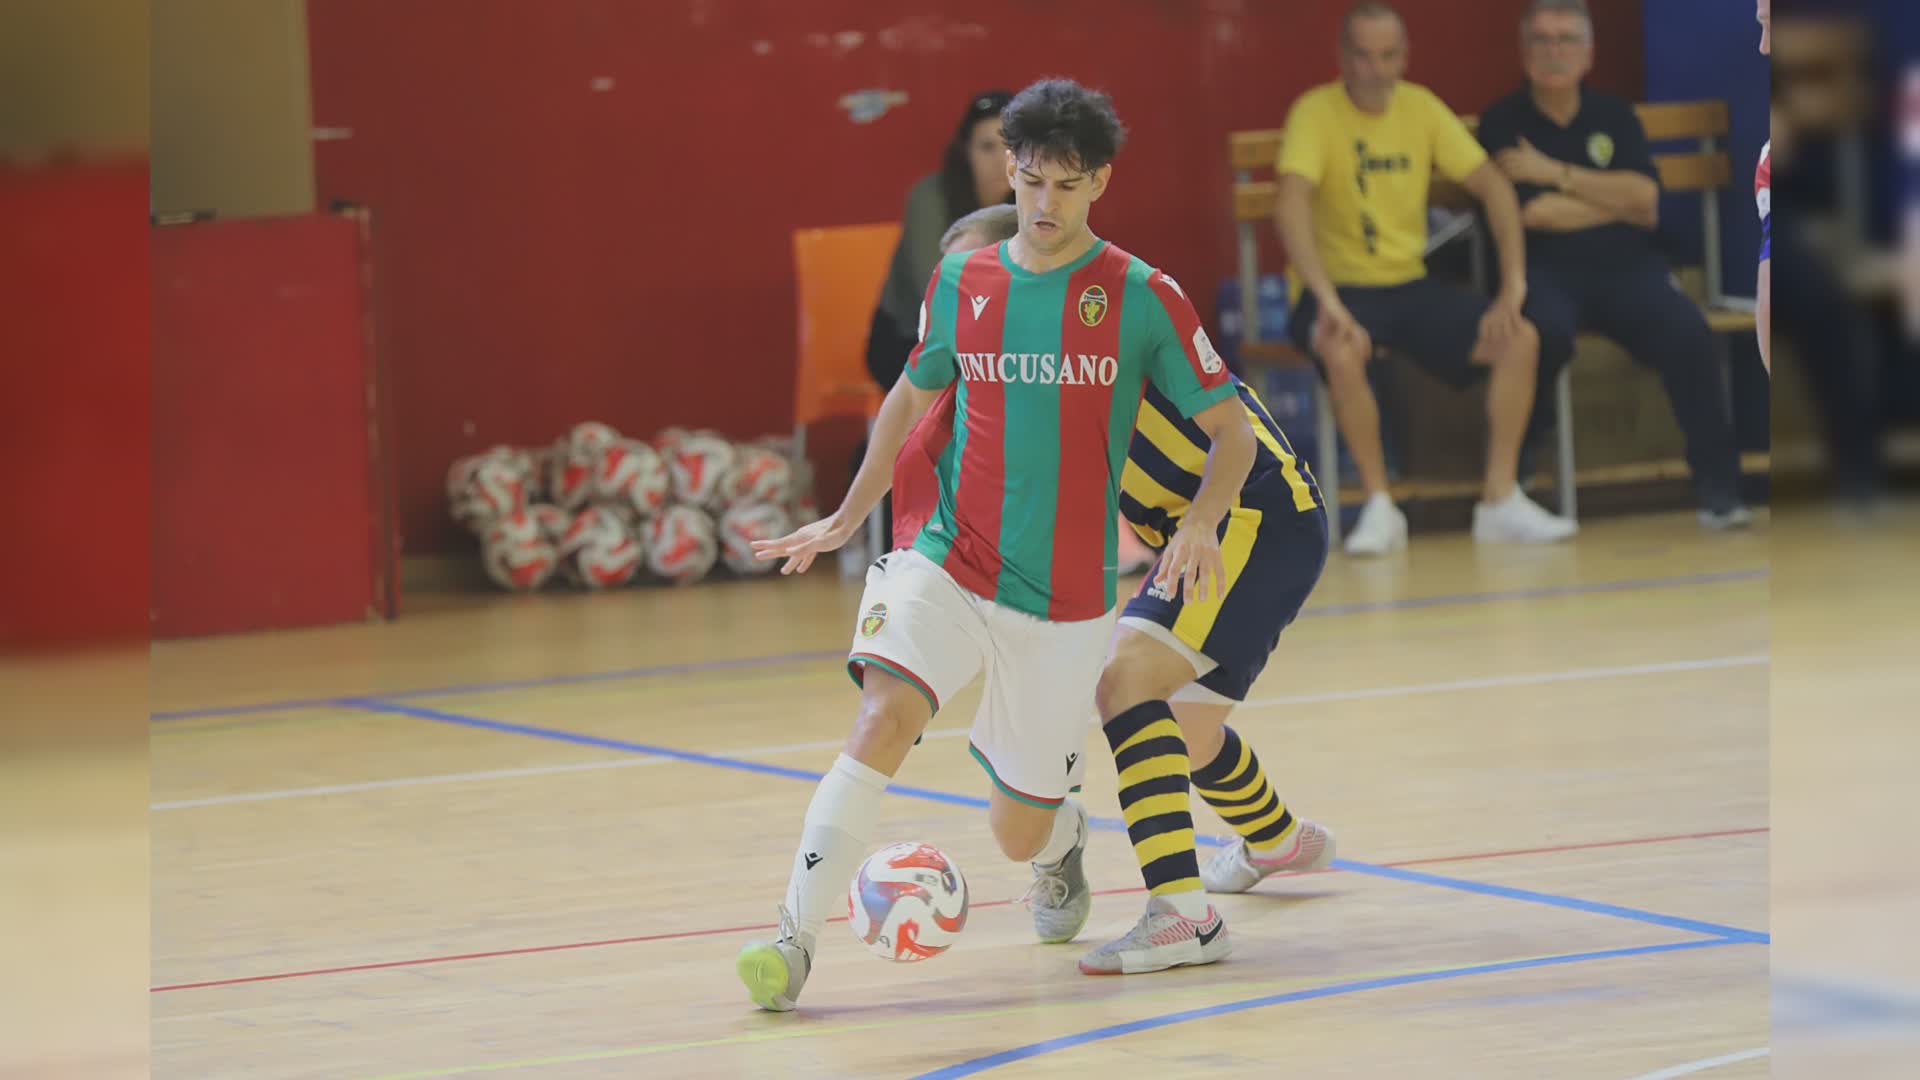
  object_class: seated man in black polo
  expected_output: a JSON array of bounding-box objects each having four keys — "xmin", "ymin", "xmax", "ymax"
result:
[{"xmin": 1480, "ymin": 0, "xmax": 1751, "ymax": 528}]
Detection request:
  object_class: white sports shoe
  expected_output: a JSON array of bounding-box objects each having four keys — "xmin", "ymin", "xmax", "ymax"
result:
[
  {"xmin": 1079, "ymin": 895, "xmax": 1230, "ymax": 975},
  {"xmin": 1201, "ymin": 820, "xmax": 1337, "ymax": 894},
  {"xmin": 1344, "ymin": 493, "xmax": 1407, "ymax": 556},
  {"xmin": 1472, "ymin": 488, "xmax": 1577, "ymax": 545},
  {"xmin": 735, "ymin": 907, "xmax": 813, "ymax": 1012}
]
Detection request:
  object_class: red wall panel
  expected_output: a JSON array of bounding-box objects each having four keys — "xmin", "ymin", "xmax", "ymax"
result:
[
  {"xmin": 151, "ymin": 214, "xmax": 395, "ymax": 638},
  {"xmin": 306, "ymin": 0, "xmax": 1644, "ymax": 554},
  {"xmin": 0, "ymin": 160, "xmax": 150, "ymax": 651}
]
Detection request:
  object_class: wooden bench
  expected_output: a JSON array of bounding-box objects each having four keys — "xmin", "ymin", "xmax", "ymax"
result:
[{"xmin": 1228, "ymin": 100, "xmax": 1760, "ymax": 542}]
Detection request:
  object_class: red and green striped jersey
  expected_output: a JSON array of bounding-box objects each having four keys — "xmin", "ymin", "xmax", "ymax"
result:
[{"xmin": 900, "ymin": 239, "xmax": 1236, "ymax": 621}]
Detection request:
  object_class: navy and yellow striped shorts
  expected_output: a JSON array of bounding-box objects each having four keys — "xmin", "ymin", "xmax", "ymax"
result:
[{"xmin": 1120, "ymin": 494, "xmax": 1329, "ymax": 702}]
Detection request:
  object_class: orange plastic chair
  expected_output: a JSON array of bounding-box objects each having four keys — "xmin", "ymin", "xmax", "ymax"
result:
[{"xmin": 790, "ymin": 222, "xmax": 902, "ymax": 558}]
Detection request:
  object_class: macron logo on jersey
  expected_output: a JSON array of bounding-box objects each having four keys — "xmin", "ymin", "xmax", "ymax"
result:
[
  {"xmin": 955, "ymin": 352, "xmax": 1119, "ymax": 386},
  {"xmin": 970, "ymin": 294, "xmax": 991, "ymax": 320}
]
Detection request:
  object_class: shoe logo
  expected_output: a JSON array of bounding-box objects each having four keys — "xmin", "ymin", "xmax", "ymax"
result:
[
  {"xmin": 970, "ymin": 294, "xmax": 991, "ymax": 320},
  {"xmin": 1065, "ymin": 752, "xmax": 1078, "ymax": 774},
  {"xmin": 803, "ymin": 852, "xmax": 822, "ymax": 870},
  {"xmin": 1196, "ymin": 917, "xmax": 1223, "ymax": 947}
]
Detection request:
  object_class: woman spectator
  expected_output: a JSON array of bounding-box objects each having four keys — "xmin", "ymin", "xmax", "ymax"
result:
[{"xmin": 865, "ymin": 89, "xmax": 1015, "ymax": 388}]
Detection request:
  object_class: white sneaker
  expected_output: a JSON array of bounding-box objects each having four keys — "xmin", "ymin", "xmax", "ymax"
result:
[
  {"xmin": 1023, "ymin": 799, "xmax": 1092, "ymax": 944},
  {"xmin": 1078, "ymin": 895, "xmax": 1230, "ymax": 975},
  {"xmin": 1472, "ymin": 488, "xmax": 1577, "ymax": 545},
  {"xmin": 1343, "ymin": 493, "xmax": 1407, "ymax": 557},
  {"xmin": 735, "ymin": 907, "xmax": 813, "ymax": 1012},
  {"xmin": 1201, "ymin": 820, "xmax": 1337, "ymax": 894}
]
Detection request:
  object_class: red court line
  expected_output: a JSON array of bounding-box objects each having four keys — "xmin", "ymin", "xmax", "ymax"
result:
[{"xmin": 149, "ymin": 826, "xmax": 1766, "ymax": 993}]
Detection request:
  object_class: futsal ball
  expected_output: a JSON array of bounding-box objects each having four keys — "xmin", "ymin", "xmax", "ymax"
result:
[
  {"xmin": 644, "ymin": 504, "xmax": 719, "ymax": 584},
  {"xmin": 481, "ymin": 511, "xmax": 558, "ymax": 590},
  {"xmin": 717, "ymin": 502, "xmax": 791, "ymax": 575},
  {"xmin": 566, "ymin": 420, "xmax": 621, "ymax": 462},
  {"xmin": 453, "ymin": 456, "xmax": 530, "ymax": 532},
  {"xmin": 719, "ymin": 445, "xmax": 794, "ymax": 508},
  {"xmin": 530, "ymin": 503, "xmax": 573, "ymax": 546},
  {"xmin": 847, "ymin": 842, "xmax": 969, "ymax": 962},
  {"xmin": 594, "ymin": 439, "xmax": 671, "ymax": 518},
  {"xmin": 669, "ymin": 432, "xmax": 737, "ymax": 508},
  {"xmin": 557, "ymin": 506, "xmax": 642, "ymax": 588},
  {"xmin": 547, "ymin": 443, "xmax": 595, "ymax": 510},
  {"xmin": 652, "ymin": 426, "xmax": 689, "ymax": 458}
]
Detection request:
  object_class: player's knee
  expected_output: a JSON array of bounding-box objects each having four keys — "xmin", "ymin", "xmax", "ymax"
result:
[{"xmin": 849, "ymin": 684, "xmax": 927, "ymax": 757}]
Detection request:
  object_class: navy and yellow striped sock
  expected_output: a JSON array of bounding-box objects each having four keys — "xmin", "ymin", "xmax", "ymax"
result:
[
  {"xmin": 1104, "ymin": 701, "xmax": 1202, "ymax": 897},
  {"xmin": 1191, "ymin": 725, "xmax": 1296, "ymax": 851}
]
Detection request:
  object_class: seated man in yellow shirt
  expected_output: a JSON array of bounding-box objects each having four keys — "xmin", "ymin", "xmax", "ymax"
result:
[{"xmin": 1276, "ymin": 2, "xmax": 1577, "ymax": 555}]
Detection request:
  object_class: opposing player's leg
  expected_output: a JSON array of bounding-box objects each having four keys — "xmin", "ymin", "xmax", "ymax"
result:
[
  {"xmin": 1076, "ymin": 622, "xmax": 1228, "ymax": 974},
  {"xmin": 736, "ymin": 550, "xmax": 982, "ymax": 1012},
  {"xmin": 1131, "ymin": 505, "xmax": 1336, "ymax": 902},
  {"xmin": 1176, "ymin": 697, "xmax": 1336, "ymax": 893}
]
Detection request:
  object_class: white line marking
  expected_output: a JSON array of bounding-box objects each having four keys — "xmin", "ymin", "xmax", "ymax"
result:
[
  {"xmin": 152, "ymin": 656, "xmax": 1762, "ymax": 810},
  {"xmin": 1239, "ymin": 655, "xmax": 1767, "ymax": 709},
  {"xmin": 1624, "ymin": 1047, "xmax": 1769, "ymax": 1080}
]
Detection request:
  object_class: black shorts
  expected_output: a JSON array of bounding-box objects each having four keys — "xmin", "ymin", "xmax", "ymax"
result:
[
  {"xmin": 1289, "ymin": 277, "xmax": 1495, "ymax": 391},
  {"xmin": 1119, "ymin": 492, "xmax": 1328, "ymax": 703}
]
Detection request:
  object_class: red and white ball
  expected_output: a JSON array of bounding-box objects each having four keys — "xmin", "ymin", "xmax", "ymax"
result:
[
  {"xmin": 454, "ymin": 456, "xmax": 530, "ymax": 532},
  {"xmin": 668, "ymin": 432, "xmax": 737, "ymax": 508},
  {"xmin": 643, "ymin": 505, "xmax": 719, "ymax": 584},
  {"xmin": 557, "ymin": 506, "xmax": 642, "ymax": 588},
  {"xmin": 531, "ymin": 503, "xmax": 573, "ymax": 543},
  {"xmin": 847, "ymin": 842, "xmax": 969, "ymax": 962},
  {"xmin": 720, "ymin": 445, "xmax": 793, "ymax": 508},
  {"xmin": 594, "ymin": 439, "xmax": 670, "ymax": 518},
  {"xmin": 717, "ymin": 502, "xmax": 791, "ymax": 575},
  {"xmin": 481, "ymin": 510, "xmax": 558, "ymax": 590}
]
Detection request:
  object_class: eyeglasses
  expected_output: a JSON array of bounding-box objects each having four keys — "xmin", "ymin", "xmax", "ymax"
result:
[{"xmin": 1526, "ymin": 33, "xmax": 1591, "ymax": 49}]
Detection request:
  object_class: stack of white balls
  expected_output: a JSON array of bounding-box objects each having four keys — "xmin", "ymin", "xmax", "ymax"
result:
[{"xmin": 447, "ymin": 421, "xmax": 814, "ymax": 591}]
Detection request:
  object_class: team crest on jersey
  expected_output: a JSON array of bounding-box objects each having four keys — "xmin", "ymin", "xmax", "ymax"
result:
[
  {"xmin": 1078, "ymin": 285, "xmax": 1108, "ymax": 327},
  {"xmin": 1587, "ymin": 133, "xmax": 1615, "ymax": 168},
  {"xmin": 860, "ymin": 602, "xmax": 888, "ymax": 638}
]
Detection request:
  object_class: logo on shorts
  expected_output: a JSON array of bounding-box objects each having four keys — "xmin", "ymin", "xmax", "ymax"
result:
[
  {"xmin": 1065, "ymin": 752, "xmax": 1078, "ymax": 774},
  {"xmin": 860, "ymin": 602, "xmax": 888, "ymax": 638},
  {"xmin": 1078, "ymin": 285, "xmax": 1108, "ymax": 327},
  {"xmin": 1145, "ymin": 577, "xmax": 1175, "ymax": 602},
  {"xmin": 1587, "ymin": 132, "xmax": 1615, "ymax": 168}
]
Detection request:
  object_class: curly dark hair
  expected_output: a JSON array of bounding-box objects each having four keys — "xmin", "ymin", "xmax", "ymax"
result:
[
  {"xmin": 938, "ymin": 89, "xmax": 1016, "ymax": 226},
  {"xmin": 999, "ymin": 78, "xmax": 1128, "ymax": 175}
]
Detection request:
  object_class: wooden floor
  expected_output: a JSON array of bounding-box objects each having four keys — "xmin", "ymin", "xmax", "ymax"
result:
[{"xmin": 139, "ymin": 510, "xmax": 1795, "ymax": 1079}]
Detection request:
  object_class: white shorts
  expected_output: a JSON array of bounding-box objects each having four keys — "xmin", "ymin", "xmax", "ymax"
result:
[{"xmin": 848, "ymin": 548, "xmax": 1113, "ymax": 807}]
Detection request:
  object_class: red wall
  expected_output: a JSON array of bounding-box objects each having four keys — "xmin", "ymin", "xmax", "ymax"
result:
[
  {"xmin": 306, "ymin": 0, "xmax": 1644, "ymax": 555},
  {"xmin": 0, "ymin": 160, "xmax": 150, "ymax": 651},
  {"xmin": 150, "ymin": 213, "xmax": 398, "ymax": 638}
]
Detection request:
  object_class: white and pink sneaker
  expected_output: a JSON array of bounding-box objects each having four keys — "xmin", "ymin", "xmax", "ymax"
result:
[
  {"xmin": 1201, "ymin": 820, "xmax": 1337, "ymax": 894},
  {"xmin": 1079, "ymin": 895, "xmax": 1230, "ymax": 975}
]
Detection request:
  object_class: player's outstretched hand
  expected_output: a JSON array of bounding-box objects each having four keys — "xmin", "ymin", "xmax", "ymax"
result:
[
  {"xmin": 752, "ymin": 512, "xmax": 859, "ymax": 575},
  {"xmin": 1156, "ymin": 516, "xmax": 1226, "ymax": 604}
]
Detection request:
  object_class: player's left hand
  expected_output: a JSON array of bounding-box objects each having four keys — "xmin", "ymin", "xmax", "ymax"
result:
[
  {"xmin": 1156, "ymin": 515, "xmax": 1226, "ymax": 604},
  {"xmin": 752, "ymin": 512, "xmax": 858, "ymax": 575},
  {"xmin": 1496, "ymin": 138, "xmax": 1561, "ymax": 186}
]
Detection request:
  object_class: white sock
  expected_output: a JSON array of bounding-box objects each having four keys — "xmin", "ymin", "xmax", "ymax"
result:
[
  {"xmin": 782, "ymin": 753, "xmax": 890, "ymax": 944},
  {"xmin": 1162, "ymin": 890, "xmax": 1214, "ymax": 921},
  {"xmin": 1031, "ymin": 800, "xmax": 1082, "ymax": 866}
]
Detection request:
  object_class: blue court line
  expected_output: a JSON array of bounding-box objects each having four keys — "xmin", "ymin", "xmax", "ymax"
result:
[
  {"xmin": 1342, "ymin": 861, "xmax": 1768, "ymax": 943},
  {"xmin": 149, "ymin": 650, "xmax": 845, "ymax": 722},
  {"xmin": 343, "ymin": 697, "xmax": 1768, "ymax": 944},
  {"xmin": 906, "ymin": 937, "xmax": 1752, "ymax": 1080},
  {"xmin": 1774, "ymin": 975, "xmax": 1920, "ymax": 1031},
  {"xmin": 339, "ymin": 698, "xmax": 984, "ymax": 808},
  {"xmin": 149, "ymin": 568, "xmax": 1765, "ymax": 721}
]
